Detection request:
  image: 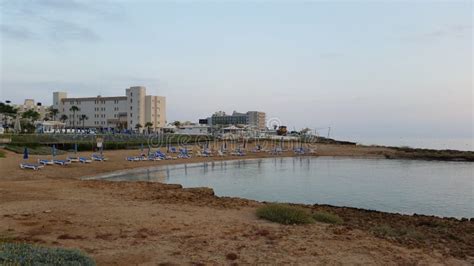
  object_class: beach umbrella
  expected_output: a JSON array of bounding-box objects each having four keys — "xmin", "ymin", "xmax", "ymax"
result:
[
  {"xmin": 52, "ymin": 144, "xmax": 57, "ymax": 158},
  {"xmin": 23, "ymin": 147, "xmax": 28, "ymax": 160},
  {"xmin": 224, "ymin": 142, "xmax": 227, "ymax": 150},
  {"xmin": 243, "ymin": 140, "xmax": 247, "ymax": 149},
  {"xmin": 140, "ymin": 143, "xmax": 144, "ymax": 152},
  {"xmin": 14, "ymin": 117, "xmax": 21, "ymax": 133},
  {"xmin": 74, "ymin": 143, "xmax": 78, "ymax": 154}
]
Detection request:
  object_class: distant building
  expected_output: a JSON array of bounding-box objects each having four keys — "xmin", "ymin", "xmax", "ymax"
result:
[
  {"xmin": 12, "ymin": 99, "xmax": 50, "ymax": 121},
  {"xmin": 53, "ymin": 86, "xmax": 166, "ymax": 132},
  {"xmin": 199, "ymin": 111, "xmax": 266, "ymax": 130},
  {"xmin": 175, "ymin": 124, "xmax": 210, "ymax": 135}
]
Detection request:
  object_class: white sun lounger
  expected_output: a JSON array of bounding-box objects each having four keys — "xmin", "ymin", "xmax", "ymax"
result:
[
  {"xmin": 126, "ymin": 156, "xmax": 143, "ymax": 161},
  {"xmin": 92, "ymin": 154, "xmax": 107, "ymax": 161},
  {"xmin": 20, "ymin": 163, "xmax": 44, "ymax": 170},
  {"xmin": 53, "ymin": 159, "xmax": 71, "ymax": 166},
  {"xmin": 38, "ymin": 159, "xmax": 53, "ymax": 165},
  {"xmin": 79, "ymin": 157, "xmax": 92, "ymax": 163},
  {"xmin": 67, "ymin": 156, "xmax": 80, "ymax": 162}
]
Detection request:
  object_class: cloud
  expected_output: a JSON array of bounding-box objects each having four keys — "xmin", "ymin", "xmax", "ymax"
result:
[
  {"xmin": 0, "ymin": 24, "xmax": 36, "ymax": 41},
  {"xmin": 0, "ymin": 0, "xmax": 124, "ymax": 43},
  {"xmin": 48, "ymin": 19, "xmax": 100, "ymax": 42},
  {"xmin": 416, "ymin": 24, "xmax": 472, "ymax": 41}
]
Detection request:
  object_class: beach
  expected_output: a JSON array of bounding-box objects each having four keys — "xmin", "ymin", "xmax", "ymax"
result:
[{"xmin": 1, "ymin": 145, "xmax": 473, "ymax": 265}]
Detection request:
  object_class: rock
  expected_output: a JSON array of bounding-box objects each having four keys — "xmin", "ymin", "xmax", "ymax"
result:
[{"xmin": 226, "ymin": 253, "xmax": 238, "ymax": 260}]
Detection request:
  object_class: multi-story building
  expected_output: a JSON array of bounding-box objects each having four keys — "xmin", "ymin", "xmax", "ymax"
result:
[
  {"xmin": 13, "ymin": 99, "xmax": 50, "ymax": 120},
  {"xmin": 199, "ymin": 110, "xmax": 266, "ymax": 130},
  {"xmin": 53, "ymin": 86, "xmax": 166, "ymax": 132}
]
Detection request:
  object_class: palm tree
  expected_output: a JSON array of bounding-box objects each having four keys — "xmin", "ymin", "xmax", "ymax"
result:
[
  {"xmin": 79, "ymin": 114, "xmax": 88, "ymax": 131},
  {"xmin": 69, "ymin": 105, "xmax": 80, "ymax": 133},
  {"xmin": 135, "ymin": 123, "xmax": 142, "ymax": 133},
  {"xmin": 49, "ymin": 108, "xmax": 59, "ymax": 121},
  {"xmin": 144, "ymin": 122, "xmax": 153, "ymax": 134},
  {"xmin": 60, "ymin": 114, "xmax": 68, "ymax": 133}
]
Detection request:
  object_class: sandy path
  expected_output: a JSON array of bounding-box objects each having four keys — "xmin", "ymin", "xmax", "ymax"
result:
[{"xmin": 0, "ymin": 147, "xmax": 470, "ymax": 265}]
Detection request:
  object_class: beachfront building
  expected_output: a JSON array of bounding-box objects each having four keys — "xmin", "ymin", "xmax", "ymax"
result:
[
  {"xmin": 199, "ymin": 111, "xmax": 266, "ymax": 130},
  {"xmin": 53, "ymin": 86, "xmax": 166, "ymax": 132},
  {"xmin": 12, "ymin": 99, "xmax": 50, "ymax": 120},
  {"xmin": 175, "ymin": 124, "xmax": 210, "ymax": 136}
]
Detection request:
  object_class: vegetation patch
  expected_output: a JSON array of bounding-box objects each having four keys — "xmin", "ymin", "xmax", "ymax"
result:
[
  {"xmin": 0, "ymin": 150, "xmax": 5, "ymax": 158},
  {"xmin": 0, "ymin": 242, "xmax": 95, "ymax": 265},
  {"xmin": 5, "ymin": 145, "xmax": 66, "ymax": 155},
  {"xmin": 256, "ymin": 204, "xmax": 314, "ymax": 225},
  {"xmin": 371, "ymin": 224, "xmax": 424, "ymax": 240},
  {"xmin": 312, "ymin": 211, "xmax": 343, "ymax": 224}
]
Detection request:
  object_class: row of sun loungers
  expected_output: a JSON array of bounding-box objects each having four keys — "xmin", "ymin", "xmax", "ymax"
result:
[
  {"xmin": 23, "ymin": 146, "xmax": 317, "ymax": 170},
  {"xmin": 21, "ymin": 154, "xmax": 106, "ymax": 170}
]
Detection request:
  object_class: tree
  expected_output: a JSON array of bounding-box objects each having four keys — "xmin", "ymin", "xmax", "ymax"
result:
[
  {"xmin": 135, "ymin": 123, "xmax": 143, "ymax": 133},
  {"xmin": 60, "ymin": 114, "xmax": 68, "ymax": 133},
  {"xmin": 144, "ymin": 122, "xmax": 153, "ymax": 134},
  {"xmin": 79, "ymin": 114, "xmax": 88, "ymax": 131},
  {"xmin": 21, "ymin": 110, "xmax": 40, "ymax": 133},
  {"xmin": 22, "ymin": 110, "xmax": 40, "ymax": 122},
  {"xmin": 0, "ymin": 102, "xmax": 18, "ymax": 132},
  {"xmin": 49, "ymin": 108, "xmax": 59, "ymax": 121},
  {"xmin": 172, "ymin": 121, "xmax": 181, "ymax": 128},
  {"xmin": 69, "ymin": 106, "xmax": 80, "ymax": 133}
]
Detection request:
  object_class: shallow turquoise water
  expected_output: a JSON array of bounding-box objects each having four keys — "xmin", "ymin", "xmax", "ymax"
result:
[{"xmin": 93, "ymin": 157, "xmax": 474, "ymax": 218}]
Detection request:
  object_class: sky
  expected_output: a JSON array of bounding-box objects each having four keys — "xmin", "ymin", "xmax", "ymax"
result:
[{"xmin": 0, "ymin": 0, "xmax": 472, "ymax": 142}]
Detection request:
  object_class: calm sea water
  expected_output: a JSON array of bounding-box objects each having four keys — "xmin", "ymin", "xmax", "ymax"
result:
[
  {"xmin": 92, "ymin": 157, "xmax": 474, "ymax": 218},
  {"xmin": 337, "ymin": 137, "xmax": 474, "ymax": 151}
]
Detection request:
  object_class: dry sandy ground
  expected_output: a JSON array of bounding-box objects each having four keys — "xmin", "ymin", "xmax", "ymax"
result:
[{"xmin": 0, "ymin": 146, "xmax": 471, "ymax": 265}]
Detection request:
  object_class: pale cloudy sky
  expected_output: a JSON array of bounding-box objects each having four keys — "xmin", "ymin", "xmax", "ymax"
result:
[{"xmin": 0, "ymin": 0, "xmax": 472, "ymax": 142}]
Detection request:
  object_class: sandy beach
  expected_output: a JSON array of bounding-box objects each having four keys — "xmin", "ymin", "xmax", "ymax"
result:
[{"xmin": 1, "ymin": 145, "xmax": 473, "ymax": 265}]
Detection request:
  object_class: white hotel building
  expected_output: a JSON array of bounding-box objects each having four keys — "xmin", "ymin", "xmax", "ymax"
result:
[{"xmin": 53, "ymin": 86, "xmax": 166, "ymax": 132}]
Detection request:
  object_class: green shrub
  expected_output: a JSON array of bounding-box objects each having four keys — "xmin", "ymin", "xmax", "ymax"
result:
[
  {"xmin": 372, "ymin": 224, "xmax": 424, "ymax": 240},
  {"xmin": 5, "ymin": 145, "xmax": 66, "ymax": 155},
  {"xmin": 312, "ymin": 211, "xmax": 343, "ymax": 224},
  {"xmin": 0, "ymin": 242, "xmax": 95, "ymax": 265},
  {"xmin": 256, "ymin": 204, "xmax": 314, "ymax": 225}
]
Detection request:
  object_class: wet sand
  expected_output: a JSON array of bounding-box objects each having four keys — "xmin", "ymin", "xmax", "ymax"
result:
[{"xmin": 1, "ymin": 146, "xmax": 472, "ymax": 265}]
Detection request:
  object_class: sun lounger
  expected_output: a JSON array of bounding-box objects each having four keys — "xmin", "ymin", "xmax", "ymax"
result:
[
  {"xmin": 155, "ymin": 151, "xmax": 176, "ymax": 160},
  {"xmin": 92, "ymin": 154, "xmax": 107, "ymax": 161},
  {"xmin": 20, "ymin": 163, "xmax": 44, "ymax": 170},
  {"xmin": 217, "ymin": 150, "xmax": 226, "ymax": 157},
  {"xmin": 294, "ymin": 148, "xmax": 305, "ymax": 155},
  {"xmin": 147, "ymin": 155, "xmax": 161, "ymax": 161},
  {"xmin": 67, "ymin": 156, "xmax": 80, "ymax": 162},
  {"xmin": 126, "ymin": 156, "xmax": 142, "ymax": 161},
  {"xmin": 38, "ymin": 159, "xmax": 53, "ymax": 165},
  {"xmin": 79, "ymin": 157, "xmax": 92, "ymax": 163},
  {"xmin": 53, "ymin": 159, "xmax": 71, "ymax": 166}
]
